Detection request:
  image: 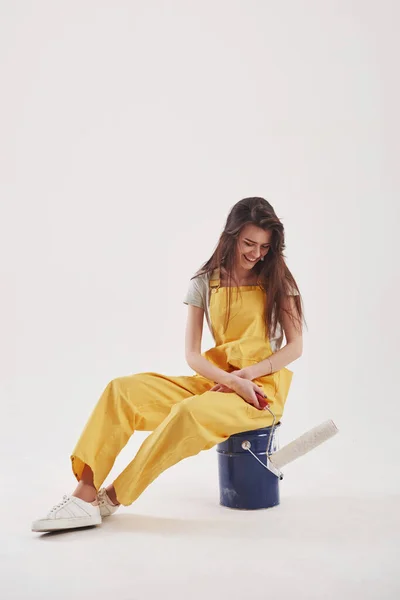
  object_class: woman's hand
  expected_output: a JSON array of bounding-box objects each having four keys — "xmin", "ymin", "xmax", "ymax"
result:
[
  {"xmin": 209, "ymin": 367, "xmax": 253, "ymax": 393},
  {"xmin": 209, "ymin": 383, "xmax": 233, "ymax": 393},
  {"xmin": 229, "ymin": 376, "xmax": 268, "ymax": 409},
  {"xmin": 210, "ymin": 374, "xmax": 268, "ymax": 410},
  {"xmin": 230, "ymin": 367, "xmax": 254, "ymax": 380}
]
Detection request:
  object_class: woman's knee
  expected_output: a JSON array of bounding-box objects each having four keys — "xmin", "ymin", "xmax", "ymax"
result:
[
  {"xmin": 106, "ymin": 373, "xmax": 143, "ymax": 397},
  {"xmin": 172, "ymin": 394, "xmax": 213, "ymax": 421},
  {"xmin": 102, "ymin": 373, "xmax": 155, "ymax": 413}
]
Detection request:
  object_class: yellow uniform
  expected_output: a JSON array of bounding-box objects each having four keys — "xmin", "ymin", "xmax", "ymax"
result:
[{"xmin": 71, "ymin": 269, "xmax": 293, "ymax": 506}]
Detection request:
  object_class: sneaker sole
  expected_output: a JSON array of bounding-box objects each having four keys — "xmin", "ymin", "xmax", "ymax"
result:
[{"xmin": 32, "ymin": 514, "xmax": 102, "ymax": 532}]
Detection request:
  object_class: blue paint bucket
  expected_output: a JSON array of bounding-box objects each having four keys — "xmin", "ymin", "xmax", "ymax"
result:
[{"xmin": 217, "ymin": 424, "xmax": 281, "ymax": 510}]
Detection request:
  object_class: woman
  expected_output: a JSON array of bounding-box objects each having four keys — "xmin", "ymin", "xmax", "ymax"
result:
[{"xmin": 32, "ymin": 197, "xmax": 303, "ymax": 532}]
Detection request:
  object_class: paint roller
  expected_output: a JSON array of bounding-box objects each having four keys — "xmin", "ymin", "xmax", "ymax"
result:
[
  {"xmin": 267, "ymin": 419, "xmax": 338, "ymax": 477},
  {"xmin": 242, "ymin": 412, "xmax": 339, "ymax": 479}
]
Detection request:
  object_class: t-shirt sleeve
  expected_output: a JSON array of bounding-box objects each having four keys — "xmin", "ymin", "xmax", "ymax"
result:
[
  {"xmin": 183, "ymin": 276, "xmax": 205, "ymax": 309},
  {"xmin": 286, "ymin": 279, "xmax": 300, "ymax": 296},
  {"xmin": 287, "ymin": 286, "xmax": 299, "ymax": 296}
]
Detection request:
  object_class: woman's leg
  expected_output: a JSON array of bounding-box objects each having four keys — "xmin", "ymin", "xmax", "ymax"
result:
[
  {"xmin": 112, "ymin": 388, "xmax": 276, "ymax": 506},
  {"xmin": 72, "ymin": 464, "xmax": 97, "ymax": 502},
  {"xmin": 70, "ymin": 372, "xmax": 212, "ymax": 498}
]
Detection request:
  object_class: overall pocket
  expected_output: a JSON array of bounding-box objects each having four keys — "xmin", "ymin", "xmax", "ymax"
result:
[{"xmin": 226, "ymin": 337, "xmax": 271, "ymax": 370}]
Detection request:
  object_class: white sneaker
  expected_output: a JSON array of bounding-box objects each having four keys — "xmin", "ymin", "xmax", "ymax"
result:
[
  {"xmin": 31, "ymin": 495, "xmax": 102, "ymax": 532},
  {"xmin": 97, "ymin": 488, "xmax": 120, "ymax": 518}
]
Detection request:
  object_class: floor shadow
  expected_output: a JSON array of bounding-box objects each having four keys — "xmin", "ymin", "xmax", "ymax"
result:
[
  {"xmin": 35, "ymin": 495, "xmax": 400, "ymax": 543},
  {"xmin": 36, "ymin": 525, "xmax": 101, "ymax": 539},
  {"xmin": 101, "ymin": 494, "xmax": 400, "ymax": 541},
  {"xmin": 100, "ymin": 512, "xmax": 253, "ymax": 537}
]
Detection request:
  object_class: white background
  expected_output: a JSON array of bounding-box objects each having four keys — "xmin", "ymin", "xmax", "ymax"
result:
[{"xmin": 1, "ymin": 1, "xmax": 399, "ymax": 599}]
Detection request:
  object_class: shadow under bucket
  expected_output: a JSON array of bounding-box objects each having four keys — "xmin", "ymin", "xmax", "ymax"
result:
[{"xmin": 217, "ymin": 423, "xmax": 281, "ymax": 510}]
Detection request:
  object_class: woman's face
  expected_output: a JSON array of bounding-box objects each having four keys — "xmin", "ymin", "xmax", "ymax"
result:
[{"xmin": 235, "ymin": 224, "xmax": 272, "ymax": 270}]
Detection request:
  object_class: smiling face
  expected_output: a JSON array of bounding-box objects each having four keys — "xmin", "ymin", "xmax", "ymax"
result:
[{"xmin": 235, "ymin": 224, "xmax": 272, "ymax": 270}]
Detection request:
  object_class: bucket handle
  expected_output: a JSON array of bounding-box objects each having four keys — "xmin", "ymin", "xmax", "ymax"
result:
[{"xmin": 241, "ymin": 405, "xmax": 284, "ymax": 480}]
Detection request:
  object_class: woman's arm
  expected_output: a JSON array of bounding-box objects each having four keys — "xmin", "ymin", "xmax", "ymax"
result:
[
  {"xmin": 185, "ymin": 305, "xmax": 235, "ymax": 386},
  {"xmin": 247, "ymin": 295, "xmax": 303, "ymax": 379}
]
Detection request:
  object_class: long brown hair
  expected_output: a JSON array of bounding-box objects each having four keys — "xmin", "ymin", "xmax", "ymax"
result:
[{"xmin": 195, "ymin": 197, "xmax": 304, "ymax": 341}]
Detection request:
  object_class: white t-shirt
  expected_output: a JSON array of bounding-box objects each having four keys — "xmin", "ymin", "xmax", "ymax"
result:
[{"xmin": 183, "ymin": 271, "xmax": 298, "ymax": 352}]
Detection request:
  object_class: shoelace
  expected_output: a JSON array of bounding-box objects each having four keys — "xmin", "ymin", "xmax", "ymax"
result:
[{"xmin": 49, "ymin": 494, "xmax": 70, "ymax": 514}]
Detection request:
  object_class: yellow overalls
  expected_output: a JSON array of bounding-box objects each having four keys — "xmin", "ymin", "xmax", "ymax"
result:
[{"xmin": 71, "ymin": 269, "xmax": 293, "ymax": 506}]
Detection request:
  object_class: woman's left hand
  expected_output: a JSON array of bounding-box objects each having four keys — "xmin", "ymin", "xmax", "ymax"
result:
[
  {"xmin": 210, "ymin": 368, "xmax": 254, "ymax": 392},
  {"xmin": 231, "ymin": 368, "xmax": 254, "ymax": 380},
  {"xmin": 209, "ymin": 383, "xmax": 234, "ymax": 393}
]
